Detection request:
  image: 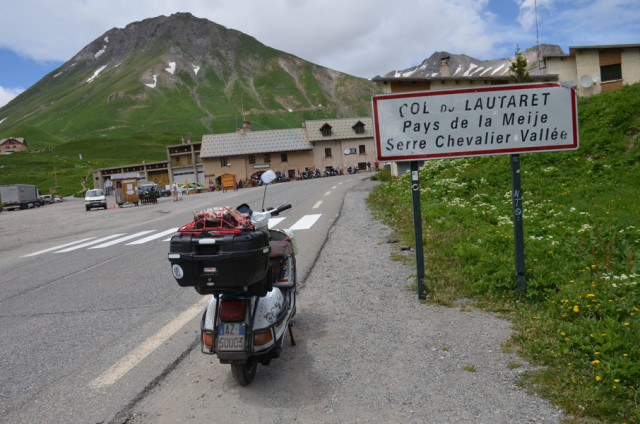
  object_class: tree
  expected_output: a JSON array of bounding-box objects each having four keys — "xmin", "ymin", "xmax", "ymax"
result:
[{"xmin": 510, "ymin": 46, "xmax": 531, "ymax": 83}]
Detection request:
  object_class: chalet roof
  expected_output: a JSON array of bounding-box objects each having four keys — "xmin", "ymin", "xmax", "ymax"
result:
[
  {"xmin": 201, "ymin": 128, "xmax": 311, "ymax": 158},
  {"xmin": 304, "ymin": 118, "xmax": 374, "ymax": 142},
  {"xmin": 0, "ymin": 137, "xmax": 26, "ymax": 145}
]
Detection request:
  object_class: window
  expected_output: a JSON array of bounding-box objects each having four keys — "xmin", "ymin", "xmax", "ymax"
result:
[
  {"xmin": 359, "ymin": 145, "xmax": 366, "ymax": 154},
  {"xmin": 264, "ymin": 153, "xmax": 271, "ymax": 163},
  {"xmin": 600, "ymin": 64, "xmax": 622, "ymax": 82},
  {"xmin": 352, "ymin": 121, "xmax": 365, "ymax": 134},
  {"xmin": 320, "ymin": 124, "xmax": 332, "ymax": 136},
  {"xmin": 325, "ymin": 148, "xmax": 332, "ymax": 157},
  {"xmin": 248, "ymin": 155, "xmax": 255, "ymax": 164},
  {"xmin": 281, "ymin": 153, "xmax": 288, "ymax": 162},
  {"xmin": 220, "ymin": 157, "xmax": 228, "ymax": 167}
]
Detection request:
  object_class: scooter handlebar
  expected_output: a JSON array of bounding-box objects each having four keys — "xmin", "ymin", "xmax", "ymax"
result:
[{"xmin": 273, "ymin": 203, "xmax": 292, "ymax": 215}]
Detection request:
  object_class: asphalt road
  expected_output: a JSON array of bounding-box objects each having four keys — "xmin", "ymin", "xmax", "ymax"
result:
[
  {"xmin": 117, "ymin": 178, "xmax": 565, "ymax": 424},
  {"xmin": 0, "ymin": 174, "xmax": 362, "ymax": 424}
]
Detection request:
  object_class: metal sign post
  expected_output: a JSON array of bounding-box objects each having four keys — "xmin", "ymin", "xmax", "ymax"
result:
[
  {"xmin": 372, "ymin": 83, "xmax": 579, "ymax": 296},
  {"xmin": 510, "ymin": 154, "xmax": 527, "ymax": 292},
  {"xmin": 410, "ymin": 161, "xmax": 427, "ymax": 300}
]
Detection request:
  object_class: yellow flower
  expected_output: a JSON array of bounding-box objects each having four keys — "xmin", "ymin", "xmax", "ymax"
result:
[
  {"xmin": 586, "ymin": 294, "xmax": 595, "ymax": 298},
  {"xmin": 560, "ymin": 332, "xmax": 566, "ymax": 336},
  {"xmin": 592, "ymin": 359, "xmax": 600, "ymax": 364},
  {"xmin": 614, "ymin": 379, "xmax": 620, "ymax": 383},
  {"xmin": 594, "ymin": 352, "xmax": 599, "ymax": 355},
  {"xmin": 573, "ymin": 305, "xmax": 579, "ymax": 312},
  {"xmin": 623, "ymin": 322, "xmax": 630, "ymax": 326},
  {"xmin": 596, "ymin": 376, "xmax": 601, "ymax": 381}
]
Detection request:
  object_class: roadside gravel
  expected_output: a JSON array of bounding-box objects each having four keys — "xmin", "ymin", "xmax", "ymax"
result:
[{"xmin": 122, "ymin": 178, "xmax": 565, "ymax": 423}]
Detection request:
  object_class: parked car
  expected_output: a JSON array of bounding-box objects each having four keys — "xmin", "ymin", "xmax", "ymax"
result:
[
  {"xmin": 53, "ymin": 194, "xmax": 63, "ymax": 203},
  {"xmin": 84, "ymin": 189, "xmax": 107, "ymax": 211},
  {"xmin": 41, "ymin": 194, "xmax": 53, "ymax": 204},
  {"xmin": 157, "ymin": 187, "xmax": 171, "ymax": 197}
]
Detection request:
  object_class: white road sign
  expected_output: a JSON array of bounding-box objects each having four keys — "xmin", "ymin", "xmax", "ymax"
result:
[{"xmin": 372, "ymin": 83, "xmax": 579, "ymax": 161}]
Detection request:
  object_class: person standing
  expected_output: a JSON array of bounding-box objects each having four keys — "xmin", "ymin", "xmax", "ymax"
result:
[{"xmin": 172, "ymin": 181, "xmax": 178, "ymax": 201}]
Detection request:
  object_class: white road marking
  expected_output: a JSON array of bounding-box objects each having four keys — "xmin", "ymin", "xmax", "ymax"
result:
[
  {"xmin": 26, "ymin": 213, "xmax": 324, "ymax": 256},
  {"xmin": 312, "ymin": 201, "xmax": 323, "ymax": 209},
  {"xmin": 88, "ymin": 296, "xmax": 210, "ymax": 389},
  {"xmin": 127, "ymin": 228, "xmax": 179, "ymax": 245},
  {"xmin": 54, "ymin": 234, "xmax": 126, "ymax": 253},
  {"xmin": 21, "ymin": 238, "xmax": 96, "ymax": 257},
  {"xmin": 288, "ymin": 214, "xmax": 321, "ymax": 230},
  {"xmin": 89, "ymin": 231, "xmax": 156, "ymax": 249},
  {"xmin": 324, "ymin": 191, "xmax": 331, "ymax": 196},
  {"xmin": 268, "ymin": 217, "xmax": 286, "ymax": 228}
]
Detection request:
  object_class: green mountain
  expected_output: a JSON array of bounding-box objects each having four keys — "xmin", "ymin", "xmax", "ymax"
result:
[
  {"xmin": 0, "ymin": 13, "xmax": 378, "ymax": 195},
  {"xmin": 0, "ymin": 12, "xmax": 377, "ymax": 146}
]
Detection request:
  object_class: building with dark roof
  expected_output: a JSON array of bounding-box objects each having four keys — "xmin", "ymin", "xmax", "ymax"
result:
[
  {"xmin": 201, "ymin": 119, "xmax": 377, "ymax": 183},
  {"xmin": 544, "ymin": 43, "xmax": 640, "ymax": 97}
]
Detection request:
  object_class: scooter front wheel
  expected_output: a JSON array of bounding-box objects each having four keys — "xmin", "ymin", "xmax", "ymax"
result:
[{"xmin": 231, "ymin": 360, "xmax": 257, "ymax": 386}]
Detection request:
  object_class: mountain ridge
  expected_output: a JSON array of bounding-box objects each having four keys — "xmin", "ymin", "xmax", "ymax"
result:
[
  {"xmin": 0, "ymin": 12, "xmax": 376, "ymax": 146},
  {"xmin": 380, "ymin": 44, "xmax": 564, "ymax": 79}
]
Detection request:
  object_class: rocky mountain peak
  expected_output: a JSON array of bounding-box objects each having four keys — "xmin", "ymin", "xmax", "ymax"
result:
[{"xmin": 382, "ymin": 44, "xmax": 565, "ymax": 79}]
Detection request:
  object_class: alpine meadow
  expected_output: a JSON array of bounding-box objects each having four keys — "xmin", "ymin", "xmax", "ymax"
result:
[{"xmin": 368, "ymin": 82, "xmax": 640, "ymax": 423}]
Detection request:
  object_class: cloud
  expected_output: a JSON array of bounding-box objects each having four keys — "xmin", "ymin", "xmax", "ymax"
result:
[
  {"xmin": 0, "ymin": 86, "xmax": 24, "ymax": 108},
  {"xmin": 0, "ymin": 0, "xmax": 533, "ymax": 79}
]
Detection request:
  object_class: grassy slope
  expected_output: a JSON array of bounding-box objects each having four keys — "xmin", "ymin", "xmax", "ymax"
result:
[{"xmin": 368, "ymin": 83, "xmax": 640, "ymax": 423}]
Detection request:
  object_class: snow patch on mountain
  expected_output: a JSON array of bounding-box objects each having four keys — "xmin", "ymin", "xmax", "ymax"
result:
[
  {"xmin": 145, "ymin": 75, "xmax": 158, "ymax": 88},
  {"xmin": 95, "ymin": 46, "xmax": 107, "ymax": 59},
  {"xmin": 192, "ymin": 64, "xmax": 200, "ymax": 75},
  {"xmin": 87, "ymin": 65, "xmax": 107, "ymax": 83},
  {"xmin": 165, "ymin": 62, "xmax": 176, "ymax": 75}
]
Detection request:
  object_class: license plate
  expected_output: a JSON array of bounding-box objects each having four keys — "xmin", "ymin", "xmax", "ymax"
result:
[{"xmin": 217, "ymin": 323, "xmax": 246, "ymax": 351}]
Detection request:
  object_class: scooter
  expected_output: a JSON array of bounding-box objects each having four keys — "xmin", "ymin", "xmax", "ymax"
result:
[{"xmin": 168, "ymin": 170, "xmax": 297, "ymax": 386}]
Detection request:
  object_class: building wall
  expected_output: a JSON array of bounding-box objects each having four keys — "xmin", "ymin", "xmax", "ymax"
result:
[
  {"xmin": 622, "ymin": 48, "xmax": 640, "ymax": 85},
  {"xmin": 202, "ymin": 150, "xmax": 314, "ymax": 186},
  {"xmin": 312, "ymin": 137, "xmax": 377, "ymax": 172},
  {"xmin": 574, "ymin": 50, "xmax": 602, "ymax": 96},
  {"xmin": 546, "ymin": 56, "xmax": 578, "ymax": 86}
]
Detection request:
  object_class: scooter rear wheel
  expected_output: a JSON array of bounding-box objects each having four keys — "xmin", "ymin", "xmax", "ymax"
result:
[{"xmin": 231, "ymin": 360, "xmax": 257, "ymax": 386}]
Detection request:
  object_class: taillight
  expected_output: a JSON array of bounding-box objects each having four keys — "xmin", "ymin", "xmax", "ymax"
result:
[
  {"xmin": 219, "ymin": 299, "xmax": 247, "ymax": 321},
  {"xmin": 253, "ymin": 330, "xmax": 273, "ymax": 346},
  {"xmin": 202, "ymin": 330, "xmax": 214, "ymax": 347}
]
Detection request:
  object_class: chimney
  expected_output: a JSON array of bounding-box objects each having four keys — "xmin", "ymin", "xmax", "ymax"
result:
[
  {"xmin": 440, "ymin": 56, "xmax": 451, "ymax": 77},
  {"xmin": 237, "ymin": 121, "xmax": 251, "ymax": 135}
]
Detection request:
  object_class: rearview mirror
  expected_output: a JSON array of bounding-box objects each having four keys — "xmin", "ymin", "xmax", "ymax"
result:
[{"xmin": 261, "ymin": 170, "xmax": 276, "ymax": 184}]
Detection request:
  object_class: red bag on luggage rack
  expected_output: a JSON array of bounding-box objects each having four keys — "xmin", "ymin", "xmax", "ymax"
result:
[
  {"xmin": 169, "ymin": 206, "xmax": 272, "ymax": 296},
  {"xmin": 178, "ymin": 206, "xmax": 253, "ymax": 235}
]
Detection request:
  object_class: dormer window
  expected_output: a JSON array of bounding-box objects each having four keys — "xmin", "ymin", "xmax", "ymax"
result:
[
  {"xmin": 320, "ymin": 123, "xmax": 332, "ymax": 136},
  {"xmin": 352, "ymin": 121, "xmax": 365, "ymax": 134}
]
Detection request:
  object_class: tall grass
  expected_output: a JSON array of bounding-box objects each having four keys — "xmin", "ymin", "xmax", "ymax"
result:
[{"xmin": 367, "ymin": 83, "xmax": 640, "ymax": 423}]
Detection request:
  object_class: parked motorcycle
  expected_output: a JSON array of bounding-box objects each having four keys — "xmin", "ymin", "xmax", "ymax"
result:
[{"xmin": 168, "ymin": 170, "xmax": 297, "ymax": 385}]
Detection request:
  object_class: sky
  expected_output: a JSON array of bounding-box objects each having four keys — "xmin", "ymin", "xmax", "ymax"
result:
[{"xmin": 0, "ymin": 0, "xmax": 639, "ymax": 107}]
